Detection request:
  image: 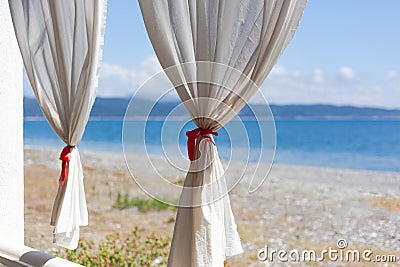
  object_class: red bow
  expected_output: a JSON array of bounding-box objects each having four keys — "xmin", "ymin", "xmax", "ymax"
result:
[
  {"xmin": 186, "ymin": 128, "xmax": 218, "ymax": 161},
  {"xmin": 59, "ymin": 145, "xmax": 74, "ymax": 185}
]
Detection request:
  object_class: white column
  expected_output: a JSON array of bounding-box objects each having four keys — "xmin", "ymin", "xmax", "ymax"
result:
[{"xmin": 0, "ymin": 0, "xmax": 24, "ymax": 245}]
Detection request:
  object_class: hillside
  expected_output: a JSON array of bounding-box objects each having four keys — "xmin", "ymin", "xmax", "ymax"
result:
[{"xmin": 24, "ymin": 97, "xmax": 400, "ymax": 120}]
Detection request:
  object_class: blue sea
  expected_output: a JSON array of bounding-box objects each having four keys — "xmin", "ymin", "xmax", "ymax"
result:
[{"xmin": 24, "ymin": 119, "xmax": 400, "ymax": 172}]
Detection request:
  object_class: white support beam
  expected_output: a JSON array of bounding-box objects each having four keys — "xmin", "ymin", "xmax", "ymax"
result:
[
  {"xmin": 0, "ymin": 0, "xmax": 24, "ymax": 250},
  {"xmin": 0, "ymin": 242, "xmax": 83, "ymax": 267}
]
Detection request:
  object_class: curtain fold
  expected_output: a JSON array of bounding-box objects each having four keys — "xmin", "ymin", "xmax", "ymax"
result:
[
  {"xmin": 9, "ymin": 0, "xmax": 107, "ymax": 249},
  {"xmin": 139, "ymin": 0, "xmax": 307, "ymax": 266}
]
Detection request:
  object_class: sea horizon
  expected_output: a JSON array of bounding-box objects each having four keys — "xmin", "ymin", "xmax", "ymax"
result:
[{"xmin": 24, "ymin": 118, "xmax": 400, "ymax": 173}]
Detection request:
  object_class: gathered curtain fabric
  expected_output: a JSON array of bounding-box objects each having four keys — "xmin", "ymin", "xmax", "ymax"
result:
[
  {"xmin": 9, "ymin": 0, "xmax": 107, "ymax": 249},
  {"xmin": 139, "ymin": 0, "xmax": 307, "ymax": 266}
]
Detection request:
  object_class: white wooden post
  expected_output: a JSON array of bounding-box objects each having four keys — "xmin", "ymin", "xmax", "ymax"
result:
[{"xmin": 0, "ymin": 0, "xmax": 24, "ymax": 246}]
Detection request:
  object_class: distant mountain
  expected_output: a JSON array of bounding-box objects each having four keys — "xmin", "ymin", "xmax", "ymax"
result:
[
  {"xmin": 24, "ymin": 98, "xmax": 43, "ymax": 118},
  {"xmin": 24, "ymin": 97, "xmax": 132, "ymax": 119},
  {"xmin": 24, "ymin": 97, "xmax": 400, "ymax": 120},
  {"xmin": 267, "ymin": 104, "xmax": 400, "ymax": 119}
]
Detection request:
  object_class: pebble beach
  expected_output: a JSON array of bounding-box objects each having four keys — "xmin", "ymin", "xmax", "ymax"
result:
[{"xmin": 24, "ymin": 147, "xmax": 400, "ymax": 266}]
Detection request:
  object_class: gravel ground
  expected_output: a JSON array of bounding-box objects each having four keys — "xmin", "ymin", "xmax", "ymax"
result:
[{"xmin": 24, "ymin": 147, "xmax": 400, "ymax": 266}]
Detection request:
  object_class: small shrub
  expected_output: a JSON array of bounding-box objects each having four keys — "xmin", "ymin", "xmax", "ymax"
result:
[
  {"xmin": 113, "ymin": 192, "xmax": 176, "ymax": 212},
  {"xmin": 57, "ymin": 227, "xmax": 170, "ymax": 266},
  {"xmin": 165, "ymin": 217, "xmax": 175, "ymax": 224},
  {"xmin": 173, "ymin": 178, "xmax": 185, "ymax": 186}
]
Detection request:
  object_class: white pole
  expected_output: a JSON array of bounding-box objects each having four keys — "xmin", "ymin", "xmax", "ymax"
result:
[{"xmin": 0, "ymin": 0, "xmax": 24, "ymax": 247}]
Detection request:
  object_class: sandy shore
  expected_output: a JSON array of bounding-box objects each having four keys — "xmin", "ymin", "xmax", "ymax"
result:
[{"xmin": 24, "ymin": 146, "xmax": 400, "ymax": 266}]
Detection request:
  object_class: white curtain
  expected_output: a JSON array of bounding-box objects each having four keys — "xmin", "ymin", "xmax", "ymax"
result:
[
  {"xmin": 139, "ymin": 0, "xmax": 307, "ymax": 266},
  {"xmin": 9, "ymin": 0, "xmax": 107, "ymax": 249}
]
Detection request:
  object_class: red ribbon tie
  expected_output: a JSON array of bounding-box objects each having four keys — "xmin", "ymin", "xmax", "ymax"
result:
[
  {"xmin": 186, "ymin": 128, "xmax": 218, "ymax": 161},
  {"xmin": 59, "ymin": 145, "xmax": 75, "ymax": 185}
]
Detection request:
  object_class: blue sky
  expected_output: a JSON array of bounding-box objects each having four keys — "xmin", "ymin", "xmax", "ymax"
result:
[{"xmin": 24, "ymin": 0, "xmax": 400, "ymax": 108}]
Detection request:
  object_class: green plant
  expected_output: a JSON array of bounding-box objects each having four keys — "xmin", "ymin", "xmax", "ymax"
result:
[
  {"xmin": 57, "ymin": 227, "xmax": 170, "ymax": 266},
  {"xmin": 113, "ymin": 192, "xmax": 177, "ymax": 212},
  {"xmin": 173, "ymin": 178, "xmax": 185, "ymax": 186}
]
